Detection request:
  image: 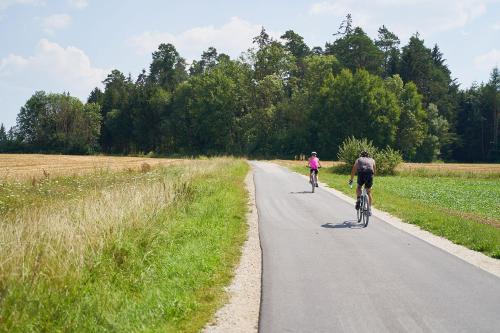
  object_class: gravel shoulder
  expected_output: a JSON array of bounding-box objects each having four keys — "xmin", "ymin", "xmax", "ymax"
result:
[{"xmin": 203, "ymin": 168, "xmax": 261, "ymax": 333}]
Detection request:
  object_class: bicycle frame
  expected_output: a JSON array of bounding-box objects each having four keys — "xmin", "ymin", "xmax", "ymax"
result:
[
  {"xmin": 310, "ymin": 172, "xmax": 317, "ymax": 193},
  {"xmin": 359, "ymin": 186, "xmax": 370, "ymax": 227}
]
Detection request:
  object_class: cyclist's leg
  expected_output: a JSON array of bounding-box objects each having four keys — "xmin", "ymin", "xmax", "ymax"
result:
[
  {"xmin": 365, "ymin": 174, "xmax": 374, "ymax": 213},
  {"xmin": 314, "ymin": 169, "xmax": 319, "ymax": 186},
  {"xmin": 355, "ymin": 182, "xmax": 362, "ymax": 210},
  {"xmin": 356, "ymin": 172, "xmax": 364, "ymax": 197}
]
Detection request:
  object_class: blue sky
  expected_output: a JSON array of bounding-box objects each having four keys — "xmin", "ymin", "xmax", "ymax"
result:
[{"xmin": 1, "ymin": 0, "xmax": 499, "ymax": 128}]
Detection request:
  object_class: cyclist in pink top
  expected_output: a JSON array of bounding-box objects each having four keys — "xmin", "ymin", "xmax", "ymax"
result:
[{"xmin": 307, "ymin": 152, "xmax": 322, "ymax": 187}]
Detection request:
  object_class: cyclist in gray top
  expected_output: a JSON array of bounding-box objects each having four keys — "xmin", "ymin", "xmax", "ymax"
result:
[{"xmin": 349, "ymin": 151, "xmax": 376, "ymax": 214}]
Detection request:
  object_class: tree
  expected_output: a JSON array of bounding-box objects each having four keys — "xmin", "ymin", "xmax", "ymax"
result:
[
  {"xmin": 190, "ymin": 47, "xmax": 219, "ymax": 75},
  {"xmin": 14, "ymin": 92, "xmax": 102, "ymax": 153},
  {"xmin": 395, "ymin": 82, "xmax": 427, "ymax": 160},
  {"xmin": 416, "ymin": 103, "xmax": 449, "ymax": 161},
  {"xmin": 316, "ymin": 69, "xmax": 400, "ymax": 158},
  {"xmin": 333, "ymin": 14, "xmax": 353, "ymax": 37},
  {"xmin": 482, "ymin": 67, "xmax": 500, "ymax": 160},
  {"xmin": 400, "ymin": 35, "xmax": 458, "ymax": 137},
  {"xmin": 326, "ymin": 27, "xmax": 384, "ymax": 75},
  {"xmin": 174, "ymin": 59, "xmax": 254, "ymax": 154},
  {"xmin": 375, "ymin": 25, "xmax": 400, "ymax": 77},
  {"xmin": 280, "ymin": 30, "xmax": 310, "ymax": 59},
  {"xmin": 252, "ymin": 40, "xmax": 296, "ymax": 81},
  {"xmin": 100, "ymin": 70, "xmax": 133, "ymax": 152},
  {"xmin": 149, "ymin": 43, "xmax": 187, "ymax": 91},
  {"xmin": 311, "ymin": 46, "xmax": 323, "ymax": 55},
  {"xmin": 0, "ymin": 124, "xmax": 7, "ymax": 142},
  {"xmin": 87, "ymin": 87, "xmax": 104, "ymax": 104},
  {"xmin": 453, "ymin": 83, "xmax": 495, "ymax": 162},
  {"xmin": 253, "ymin": 27, "xmax": 272, "ymax": 49}
]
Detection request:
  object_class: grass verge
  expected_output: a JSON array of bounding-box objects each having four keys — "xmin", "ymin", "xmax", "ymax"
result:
[
  {"xmin": 0, "ymin": 158, "xmax": 249, "ymax": 332},
  {"xmin": 284, "ymin": 163, "xmax": 500, "ymax": 259}
]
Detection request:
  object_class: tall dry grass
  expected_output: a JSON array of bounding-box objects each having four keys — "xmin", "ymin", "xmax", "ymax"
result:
[{"xmin": 0, "ymin": 159, "xmax": 222, "ymax": 290}]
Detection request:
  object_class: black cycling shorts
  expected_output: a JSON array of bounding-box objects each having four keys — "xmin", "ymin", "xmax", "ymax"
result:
[
  {"xmin": 357, "ymin": 171, "xmax": 373, "ymax": 188},
  {"xmin": 310, "ymin": 168, "xmax": 319, "ymax": 174}
]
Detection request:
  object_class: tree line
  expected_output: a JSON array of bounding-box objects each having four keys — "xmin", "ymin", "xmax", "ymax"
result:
[{"xmin": 1, "ymin": 16, "xmax": 499, "ymax": 162}]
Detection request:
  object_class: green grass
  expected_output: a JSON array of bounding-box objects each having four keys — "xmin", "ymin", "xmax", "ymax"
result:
[
  {"xmin": 293, "ymin": 166, "xmax": 500, "ymax": 258},
  {"xmin": 0, "ymin": 159, "xmax": 249, "ymax": 332}
]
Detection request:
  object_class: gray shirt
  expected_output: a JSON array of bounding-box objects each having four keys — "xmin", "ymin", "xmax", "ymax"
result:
[{"xmin": 356, "ymin": 157, "xmax": 375, "ymax": 173}]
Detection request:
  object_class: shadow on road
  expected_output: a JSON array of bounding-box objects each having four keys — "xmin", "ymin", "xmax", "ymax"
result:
[
  {"xmin": 321, "ymin": 220, "xmax": 364, "ymax": 229},
  {"xmin": 289, "ymin": 191, "xmax": 314, "ymax": 194}
]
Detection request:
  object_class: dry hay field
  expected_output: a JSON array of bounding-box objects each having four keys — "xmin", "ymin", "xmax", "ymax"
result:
[
  {"xmin": 400, "ymin": 162, "xmax": 500, "ymax": 173},
  {"xmin": 273, "ymin": 159, "xmax": 500, "ymax": 176},
  {"xmin": 0, "ymin": 154, "xmax": 181, "ymax": 180}
]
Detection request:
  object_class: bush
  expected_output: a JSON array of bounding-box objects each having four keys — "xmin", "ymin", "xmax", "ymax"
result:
[
  {"xmin": 374, "ymin": 147, "xmax": 403, "ymax": 175},
  {"xmin": 337, "ymin": 137, "xmax": 377, "ymax": 169},
  {"xmin": 336, "ymin": 137, "xmax": 403, "ymax": 175}
]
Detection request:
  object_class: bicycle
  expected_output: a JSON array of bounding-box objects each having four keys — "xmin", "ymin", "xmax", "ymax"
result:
[
  {"xmin": 307, "ymin": 166, "xmax": 320, "ymax": 193},
  {"xmin": 349, "ymin": 181, "xmax": 370, "ymax": 227}
]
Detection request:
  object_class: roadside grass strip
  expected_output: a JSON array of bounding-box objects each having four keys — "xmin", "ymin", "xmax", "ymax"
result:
[
  {"xmin": 0, "ymin": 158, "xmax": 249, "ymax": 332},
  {"xmin": 291, "ymin": 166, "xmax": 500, "ymax": 259}
]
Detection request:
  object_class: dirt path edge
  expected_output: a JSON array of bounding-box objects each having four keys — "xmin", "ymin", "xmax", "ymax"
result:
[{"xmin": 203, "ymin": 168, "xmax": 261, "ymax": 333}]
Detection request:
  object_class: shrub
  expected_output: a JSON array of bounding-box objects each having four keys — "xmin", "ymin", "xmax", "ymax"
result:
[
  {"xmin": 337, "ymin": 136, "xmax": 377, "ymax": 166},
  {"xmin": 336, "ymin": 137, "xmax": 403, "ymax": 175},
  {"xmin": 374, "ymin": 146, "xmax": 403, "ymax": 175}
]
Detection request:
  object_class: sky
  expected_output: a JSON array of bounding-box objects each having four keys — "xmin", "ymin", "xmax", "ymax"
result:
[{"xmin": 1, "ymin": 0, "xmax": 499, "ymax": 128}]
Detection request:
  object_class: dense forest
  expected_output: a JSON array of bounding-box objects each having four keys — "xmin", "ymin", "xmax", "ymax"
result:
[{"xmin": 1, "ymin": 16, "xmax": 499, "ymax": 162}]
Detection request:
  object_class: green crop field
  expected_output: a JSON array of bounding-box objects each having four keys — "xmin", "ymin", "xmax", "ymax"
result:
[
  {"xmin": 282, "ymin": 161, "xmax": 500, "ymax": 258},
  {"xmin": 0, "ymin": 156, "xmax": 249, "ymax": 332}
]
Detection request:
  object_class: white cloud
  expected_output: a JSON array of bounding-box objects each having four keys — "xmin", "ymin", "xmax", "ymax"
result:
[
  {"xmin": 474, "ymin": 49, "xmax": 500, "ymax": 71},
  {"xmin": 129, "ymin": 16, "xmax": 275, "ymax": 60},
  {"xmin": 0, "ymin": 0, "xmax": 44, "ymax": 11},
  {"xmin": 492, "ymin": 22, "xmax": 500, "ymax": 31},
  {"xmin": 308, "ymin": 0, "xmax": 497, "ymax": 38},
  {"xmin": 69, "ymin": 0, "xmax": 88, "ymax": 9},
  {"xmin": 0, "ymin": 39, "xmax": 108, "ymax": 127},
  {"xmin": 41, "ymin": 13, "xmax": 71, "ymax": 34}
]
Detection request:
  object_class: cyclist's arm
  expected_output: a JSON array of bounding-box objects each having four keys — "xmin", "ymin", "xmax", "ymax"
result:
[
  {"xmin": 373, "ymin": 161, "xmax": 376, "ymax": 176},
  {"xmin": 350, "ymin": 161, "xmax": 357, "ymax": 181}
]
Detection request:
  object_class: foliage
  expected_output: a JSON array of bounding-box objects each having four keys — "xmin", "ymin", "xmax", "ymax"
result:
[
  {"xmin": 337, "ymin": 136, "xmax": 377, "ymax": 166},
  {"xmin": 4, "ymin": 19, "xmax": 499, "ymax": 162},
  {"xmin": 326, "ymin": 27, "xmax": 384, "ymax": 75},
  {"xmin": 337, "ymin": 136, "xmax": 402, "ymax": 174},
  {"xmin": 374, "ymin": 146, "xmax": 403, "ymax": 175},
  {"xmin": 14, "ymin": 92, "xmax": 101, "ymax": 154}
]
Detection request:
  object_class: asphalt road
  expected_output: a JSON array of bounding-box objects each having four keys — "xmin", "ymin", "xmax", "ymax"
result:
[{"xmin": 253, "ymin": 162, "xmax": 500, "ymax": 333}]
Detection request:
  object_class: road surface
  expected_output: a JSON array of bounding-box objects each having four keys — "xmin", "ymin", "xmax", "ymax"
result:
[{"xmin": 253, "ymin": 162, "xmax": 500, "ymax": 333}]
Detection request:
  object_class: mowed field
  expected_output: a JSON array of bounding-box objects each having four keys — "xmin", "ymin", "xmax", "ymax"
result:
[
  {"xmin": 277, "ymin": 160, "xmax": 500, "ymax": 258},
  {"xmin": 0, "ymin": 154, "xmax": 249, "ymax": 332},
  {"xmin": 275, "ymin": 159, "xmax": 500, "ymax": 177},
  {"xmin": 0, "ymin": 154, "xmax": 181, "ymax": 180}
]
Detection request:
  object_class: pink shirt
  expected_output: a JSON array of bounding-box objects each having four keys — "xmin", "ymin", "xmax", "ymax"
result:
[{"xmin": 309, "ymin": 157, "xmax": 320, "ymax": 169}]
